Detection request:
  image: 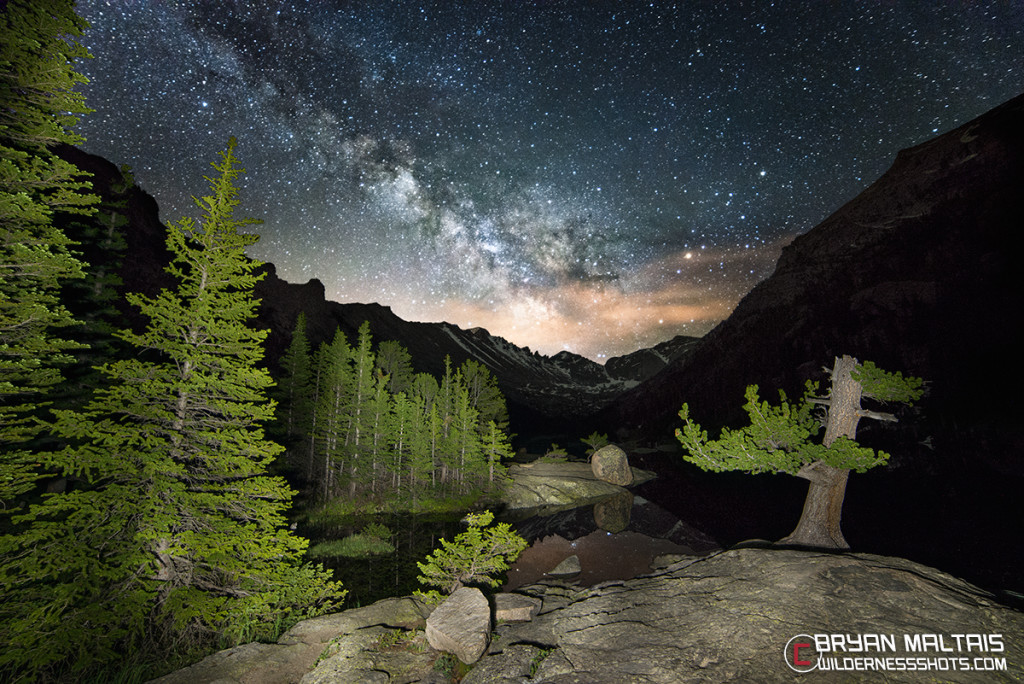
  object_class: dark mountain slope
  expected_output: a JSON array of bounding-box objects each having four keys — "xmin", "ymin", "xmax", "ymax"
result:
[
  {"xmin": 599, "ymin": 92, "xmax": 1024, "ymax": 593},
  {"xmin": 605, "ymin": 92, "xmax": 1024, "ymax": 470}
]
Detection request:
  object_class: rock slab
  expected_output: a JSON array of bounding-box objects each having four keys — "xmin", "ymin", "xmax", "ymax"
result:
[
  {"xmin": 425, "ymin": 587, "xmax": 491, "ymax": 664},
  {"xmin": 152, "ymin": 548, "xmax": 1024, "ymax": 682},
  {"xmin": 494, "ymin": 593, "xmax": 542, "ymax": 622},
  {"xmin": 590, "ymin": 445, "xmax": 633, "ymax": 485}
]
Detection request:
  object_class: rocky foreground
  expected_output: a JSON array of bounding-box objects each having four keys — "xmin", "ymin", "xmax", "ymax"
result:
[{"xmin": 152, "ymin": 547, "xmax": 1024, "ymax": 683}]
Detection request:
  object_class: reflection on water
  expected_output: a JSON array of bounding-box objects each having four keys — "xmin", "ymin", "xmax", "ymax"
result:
[
  {"xmin": 299, "ymin": 512, "xmax": 468, "ymax": 608},
  {"xmin": 299, "ymin": 494, "xmax": 719, "ymax": 607},
  {"xmin": 502, "ymin": 494, "xmax": 720, "ymax": 591}
]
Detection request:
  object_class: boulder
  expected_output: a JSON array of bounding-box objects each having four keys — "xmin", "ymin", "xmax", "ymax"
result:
[
  {"xmin": 153, "ymin": 548, "xmax": 1024, "ymax": 682},
  {"xmin": 494, "ymin": 593, "xmax": 542, "ymax": 622},
  {"xmin": 500, "ymin": 461, "xmax": 654, "ymax": 516},
  {"xmin": 425, "ymin": 587, "xmax": 491, "ymax": 664},
  {"xmin": 522, "ymin": 548, "xmax": 1024, "ymax": 682},
  {"xmin": 590, "ymin": 444, "xmax": 632, "ymax": 485},
  {"xmin": 149, "ymin": 597, "xmax": 428, "ymax": 684},
  {"xmin": 301, "ymin": 625, "xmax": 434, "ymax": 684}
]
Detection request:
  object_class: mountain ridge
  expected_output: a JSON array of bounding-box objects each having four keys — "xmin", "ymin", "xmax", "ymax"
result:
[
  {"xmin": 55, "ymin": 142, "xmax": 699, "ymax": 427},
  {"xmin": 589, "ymin": 91, "xmax": 1024, "ymax": 592},
  {"xmin": 600, "ymin": 90, "xmax": 1024, "ymax": 457},
  {"xmin": 253, "ymin": 262, "xmax": 700, "ymax": 423}
]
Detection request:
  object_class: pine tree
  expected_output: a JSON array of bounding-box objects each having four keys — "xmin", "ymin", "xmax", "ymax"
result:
[
  {"xmin": 56, "ymin": 162, "xmax": 132, "ymax": 413},
  {"xmin": 345, "ymin": 321, "xmax": 376, "ymax": 495},
  {"xmin": 405, "ymin": 394, "xmax": 434, "ymax": 503},
  {"xmin": 415, "ymin": 510, "xmax": 527, "ymax": 598},
  {"xmin": 411, "ymin": 371, "xmax": 439, "ymax": 411},
  {"xmin": 459, "ymin": 359, "xmax": 508, "ymax": 432},
  {"xmin": 312, "ymin": 329, "xmax": 354, "ymax": 499},
  {"xmin": 376, "ymin": 339, "xmax": 414, "ymax": 394},
  {"xmin": 481, "ymin": 420, "xmax": 513, "ymax": 484},
  {"xmin": 0, "ymin": 0, "xmax": 97, "ymax": 506},
  {"xmin": 276, "ymin": 311, "xmax": 312, "ymax": 439},
  {"xmin": 365, "ymin": 369, "xmax": 392, "ymax": 495},
  {"xmin": 676, "ymin": 355, "xmax": 923, "ymax": 549},
  {"xmin": 0, "ymin": 140, "xmax": 343, "ymax": 679},
  {"xmin": 450, "ymin": 376, "xmax": 482, "ymax": 493},
  {"xmin": 389, "ymin": 390, "xmax": 413, "ymax": 491}
]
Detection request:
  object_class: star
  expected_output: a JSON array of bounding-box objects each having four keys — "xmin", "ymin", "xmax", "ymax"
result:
[{"xmin": 74, "ymin": 1, "xmax": 1023, "ymax": 360}]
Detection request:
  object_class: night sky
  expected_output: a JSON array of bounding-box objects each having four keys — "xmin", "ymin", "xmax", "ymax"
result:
[{"xmin": 74, "ymin": 1, "xmax": 1022, "ymax": 361}]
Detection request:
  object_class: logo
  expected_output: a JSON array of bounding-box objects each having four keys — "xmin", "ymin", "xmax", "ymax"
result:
[
  {"xmin": 784, "ymin": 634, "xmax": 818, "ymax": 673},
  {"xmin": 782, "ymin": 633, "xmax": 1009, "ymax": 675}
]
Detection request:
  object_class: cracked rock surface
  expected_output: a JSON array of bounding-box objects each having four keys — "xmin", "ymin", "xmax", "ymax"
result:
[{"xmin": 151, "ymin": 548, "xmax": 1024, "ymax": 683}]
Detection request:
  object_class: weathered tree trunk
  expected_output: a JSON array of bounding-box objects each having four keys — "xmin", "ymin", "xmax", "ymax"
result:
[
  {"xmin": 779, "ymin": 355, "xmax": 863, "ymax": 549},
  {"xmin": 779, "ymin": 461, "xmax": 851, "ymax": 548}
]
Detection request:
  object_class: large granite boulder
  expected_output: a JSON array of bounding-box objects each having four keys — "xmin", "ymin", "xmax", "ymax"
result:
[
  {"xmin": 425, "ymin": 587, "xmax": 491, "ymax": 664},
  {"xmin": 590, "ymin": 445, "xmax": 633, "ymax": 485}
]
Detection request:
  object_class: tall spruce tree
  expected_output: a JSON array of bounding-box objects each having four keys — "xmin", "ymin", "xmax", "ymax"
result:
[
  {"xmin": 313, "ymin": 329, "xmax": 354, "ymax": 499},
  {"xmin": 276, "ymin": 311, "xmax": 312, "ymax": 439},
  {"xmin": 459, "ymin": 359, "xmax": 508, "ymax": 432},
  {"xmin": 345, "ymin": 321, "xmax": 376, "ymax": 494},
  {"xmin": 0, "ymin": 140, "xmax": 343, "ymax": 679},
  {"xmin": 0, "ymin": 0, "xmax": 97, "ymax": 506},
  {"xmin": 376, "ymin": 339, "xmax": 414, "ymax": 394},
  {"xmin": 56, "ymin": 162, "xmax": 132, "ymax": 413}
]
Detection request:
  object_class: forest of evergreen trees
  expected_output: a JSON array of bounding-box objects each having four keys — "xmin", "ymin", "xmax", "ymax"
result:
[
  {"xmin": 0, "ymin": 3, "xmax": 522, "ymax": 679},
  {"xmin": 1, "ymin": 4, "xmax": 347, "ymax": 679},
  {"xmin": 275, "ymin": 316, "xmax": 514, "ymax": 507}
]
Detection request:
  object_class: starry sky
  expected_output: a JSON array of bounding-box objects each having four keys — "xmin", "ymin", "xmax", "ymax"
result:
[{"xmin": 73, "ymin": 1, "xmax": 1023, "ymax": 361}]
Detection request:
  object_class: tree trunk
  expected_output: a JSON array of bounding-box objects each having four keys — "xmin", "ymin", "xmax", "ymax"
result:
[
  {"xmin": 779, "ymin": 355, "xmax": 863, "ymax": 549},
  {"xmin": 779, "ymin": 461, "xmax": 850, "ymax": 548}
]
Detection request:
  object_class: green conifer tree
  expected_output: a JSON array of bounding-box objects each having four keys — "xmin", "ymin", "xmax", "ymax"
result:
[
  {"xmin": 389, "ymin": 390, "xmax": 413, "ymax": 491},
  {"xmin": 365, "ymin": 369, "xmax": 392, "ymax": 495},
  {"xmin": 451, "ymin": 376, "xmax": 482, "ymax": 493},
  {"xmin": 676, "ymin": 355, "xmax": 923, "ymax": 549},
  {"xmin": 0, "ymin": 0, "xmax": 97, "ymax": 505},
  {"xmin": 376, "ymin": 339, "xmax": 414, "ymax": 394},
  {"xmin": 0, "ymin": 140, "xmax": 343, "ymax": 679},
  {"xmin": 276, "ymin": 311, "xmax": 312, "ymax": 439},
  {"xmin": 312, "ymin": 329, "xmax": 354, "ymax": 499},
  {"xmin": 411, "ymin": 371, "xmax": 439, "ymax": 410},
  {"xmin": 416, "ymin": 510, "xmax": 527, "ymax": 598},
  {"xmin": 459, "ymin": 359, "xmax": 508, "ymax": 432},
  {"xmin": 345, "ymin": 321, "xmax": 376, "ymax": 494},
  {"xmin": 56, "ymin": 163, "xmax": 132, "ymax": 413},
  {"xmin": 405, "ymin": 394, "xmax": 434, "ymax": 503},
  {"xmin": 481, "ymin": 420, "xmax": 513, "ymax": 484}
]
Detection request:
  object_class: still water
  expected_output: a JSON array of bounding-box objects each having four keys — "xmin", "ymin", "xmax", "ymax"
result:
[{"xmin": 300, "ymin": 494, "xmax": 719, "ymax": 607}]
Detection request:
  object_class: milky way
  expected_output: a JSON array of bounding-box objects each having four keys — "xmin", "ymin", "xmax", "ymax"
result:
[{"xmin": 74, "ymin": 1, "xmax": 1022, "ymax": 360}]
